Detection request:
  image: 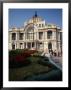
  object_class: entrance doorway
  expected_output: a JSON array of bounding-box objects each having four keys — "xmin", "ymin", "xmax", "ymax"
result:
[
  {"xmin": 48, "ymin": 42, "xmax": 52, "ymax": 50},
  {"xmin": 32, "ymin": 42, "xmax": 35, "ymax": 48},
  {"xmin": 12, "ymin": 44, "xmax": 15, "ymax": 50},
  {"xmin": 27, "ymin": 43, "xmax": 31, "ymax": 49}
]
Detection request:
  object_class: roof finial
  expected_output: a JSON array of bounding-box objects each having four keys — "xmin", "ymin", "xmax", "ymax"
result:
[{"xmin": 35, "ymin": 11, "xmax": 37, "ymax": 17}]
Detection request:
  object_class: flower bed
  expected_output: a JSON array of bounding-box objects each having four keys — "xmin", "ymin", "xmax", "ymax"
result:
[{"xmin": 9, "ymin": 49, "xmax": 37, "ymax": 68}]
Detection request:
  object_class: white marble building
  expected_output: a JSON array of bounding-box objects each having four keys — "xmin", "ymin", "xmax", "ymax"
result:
[{"xmin": 9, "ymin": 12, "xmax": 62, "ymax": 52}]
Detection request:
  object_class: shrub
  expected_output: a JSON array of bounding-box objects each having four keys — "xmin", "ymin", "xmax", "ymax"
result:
[
  {"xmin": 9, "ymin": 49, "xmax": 22, "ymax": 57},
  {"xmin": 32, "ymin": 52, "xmax": 40, "ymax": 56},
  {"xmin": 9, "ymin": 49, "xmax": 38, "ymax": 68},
  {"xmin": 9, "ymin": 49, "xmax": 29, "ymax": 57},
  {"xmin": 9, "ymin": 55, "xmax": 31, "ymax": 68}
]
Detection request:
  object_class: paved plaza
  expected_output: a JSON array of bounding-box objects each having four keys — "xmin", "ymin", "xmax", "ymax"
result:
[{"xmin": 51, "ymin": 56, "xmax": 62, "ymax": 70}]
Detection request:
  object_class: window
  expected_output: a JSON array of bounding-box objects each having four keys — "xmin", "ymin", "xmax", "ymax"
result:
[
  {"xmin": 39, "ymin": 32, "xmax": 43, "ymax": 39},
  {"xmin": 12, "ymin": 33, "xmax": 16, "ymax": 40},
  {"xmin": 32, "ymin": 42, "xmax": 35, "ymax": 47},
  {"xmin": 47, "ymin": 31, "xmax": 52, "ymax": 39},
  {"xmin": 27, "ymin": 43, "xmax": 31, "ymax": 49},
  {"xmin": 19, "ymin": 33, "xmax": 23, "ymax": 40},
  {"xmin": 20, "ymin": 43, "xmax": 23, "ymax": 49},
  {"xmin": 26, "ymin": 26, "xmax": 34, "ymax": 39},
  {"xmin": 12, "ymin": 44, "xmax": 15, "ymax": 49},
  {"xmin": 27, "ymin": 33, "xmax": 34, "ymax": 39},
  {"xmin": 39, "ymin": 24, "xmax": 41, "ymax": 27},
  {"xmin": 39, "ymin": 42, "xmax": 43, "ymax": 50}
]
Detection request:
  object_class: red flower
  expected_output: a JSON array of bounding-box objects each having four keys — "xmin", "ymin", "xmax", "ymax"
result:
[{"xmin": 9, "ymin": 50, "xmax": 37, "ymax": 63}]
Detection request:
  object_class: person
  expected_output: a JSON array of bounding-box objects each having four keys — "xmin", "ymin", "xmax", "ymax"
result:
[
  {"xmin": 58, "ymin": 51, "xmax": 60, "ymax": 56},
  {"xmin": 54, "ymin": 50, "xmax": 57, "ymax": 56},
  {"xmin": 51, "ymin": 49, "xmax": 53, "ymax": 55}
]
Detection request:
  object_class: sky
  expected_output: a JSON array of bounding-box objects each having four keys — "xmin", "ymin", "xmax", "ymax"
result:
[{"xmin": 9, "ymin": 9, "xmax": 62, "ymax": 29}]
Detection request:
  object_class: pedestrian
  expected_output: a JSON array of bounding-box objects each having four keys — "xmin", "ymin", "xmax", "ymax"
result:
[
  {"xmin": 58, "ymin": 51, "xmax": 60, "ymax": 57},
  {"xmin": 51, "ymin": 49, "xmax": 53, "ymax": 55},
  {"xmin": 54, "ymin": 50, "xmax": 57, "ymax": 56}
]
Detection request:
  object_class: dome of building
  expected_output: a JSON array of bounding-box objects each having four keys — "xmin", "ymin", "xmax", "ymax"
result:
[{"xmin": 27, "ymin": 11, "xmax": 44, "ymax": 24}]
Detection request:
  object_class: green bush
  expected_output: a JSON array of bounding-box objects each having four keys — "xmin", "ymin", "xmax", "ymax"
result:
[
  {"xmin": 25, "ymin": 57, "xmax": 32, "ymax": 63},
  {"xmin": 32, "ymin": 53, "xmax": 40, "ymax": 56},
  {"xmin": 32, "ymin": 51, "xmax": 43, "ymax": 57},
  {"xmin": 9, "ymin": 57, "xmax": 32, "ymax": 68},
  {"xmin": 9, "ymin": 49, "xmax": 29, "ymax": 57},
  {"xmin": 9, "ymin": 50, "xmax": 20, "ymax": 57}
]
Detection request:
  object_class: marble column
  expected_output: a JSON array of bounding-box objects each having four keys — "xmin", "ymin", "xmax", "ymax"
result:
[
  {"xmin": 23, "ymin": 43, "xmax": 24, "ymax": 49},
  {"xmin": 26, "ymin": 42, "xmax": 27, "ymax": 48},
  {"xmin": 23, "ymin": 33, "xmax": 25, "ymax": 41},
  {"xmin": 16, "ymin": 33, "xmax": 17, "ymax": 41},
  {"xmin": 36, "ymin": 32, "xmax": 39, "ymax": 40},
  {"xmin": 44, "ymin": 31, "xmax": 47, "ymax": 40},
  {"xmin": 43, "ymin": 32, "xmax": 45, "ymax": 40},
  {"xmin": 53, "ymin": 31, "xmax": 56, "ymax": 39},
  {"xmin": 58, "ymin": 32, "xmax": 60, "ymax": 41},
  {"xmin": 31, "ymin": 42, "xmax": 32, "ymax": 49},
  {"xmin": 9, "ymin": 33, "xmax": 12, "ymax": 42},
  {"xmin": 44, "ymin": 42, "xmax": 48, "ymax": 51}
]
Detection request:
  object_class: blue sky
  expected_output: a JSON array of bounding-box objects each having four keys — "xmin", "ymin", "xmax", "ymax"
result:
[{"xmin": 9, "ymin": 9, "xmax": 62, "ymax": 28}]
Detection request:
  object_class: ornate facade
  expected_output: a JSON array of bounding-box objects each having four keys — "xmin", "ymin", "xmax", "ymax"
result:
[{"xmin": 9, "ymin": 12, "xmax": 62, "ymax": 52}]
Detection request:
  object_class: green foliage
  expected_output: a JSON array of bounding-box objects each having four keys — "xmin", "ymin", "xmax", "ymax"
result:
[
  {"xmin": 9, "ymin": 56, "xmax": 56, "ymax": 81},
  {"xmin": 9, "ymin": 57, "xmax": 32, "ymax": 68},
  {"xmin": 32, "ymin": 51, "xmax": 43, "ymax": 57},
  {"xmin": 9, "ymin": 49, "xmax": 21, "ymax": 57},
  {"xmin": 9, "ymin": 49, "xmax": 29, "ymax": 57}
]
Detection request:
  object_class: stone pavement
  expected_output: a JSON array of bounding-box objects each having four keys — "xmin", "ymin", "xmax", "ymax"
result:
[
  {"xmin": 41, "ymin": 52, "xmax": 62, "ymax": 70},
  {"xmin": 50, "ymin": 56, "xmax": 62, "ymax": 69}
]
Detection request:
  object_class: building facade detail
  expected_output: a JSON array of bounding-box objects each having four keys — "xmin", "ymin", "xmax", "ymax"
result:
[{"xmin": 9, "ymin": 12, "xmax": 62, "ymax": 52}]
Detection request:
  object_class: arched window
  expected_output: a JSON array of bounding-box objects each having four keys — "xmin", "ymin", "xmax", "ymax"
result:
[
  {"xmin": 47, "ymin": 31, "xmax": 52, "ymax": 39},
  {"xmin": 48, "ymin": 42, "xmax": 52, "ymax": 50},
  {"xmin": 25, "ymin": 24, "xmax": 34, "ymax": 39},
  {"xmin": 26, "ymin": 26, "xmax": 34, "ymax": 40}
]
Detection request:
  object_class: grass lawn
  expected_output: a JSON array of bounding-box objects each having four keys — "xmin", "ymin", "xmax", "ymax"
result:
[{"xmin": 9, "ymin": 56, "xmax": 55, "ymax": 81}]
